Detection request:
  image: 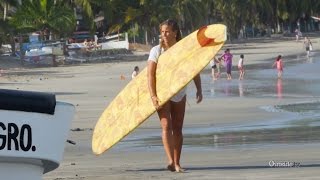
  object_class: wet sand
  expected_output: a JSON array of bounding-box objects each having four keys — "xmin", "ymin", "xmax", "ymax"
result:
[{"xmin": 1, "ymin": 37, "xmax": 320, "ymax": 179}]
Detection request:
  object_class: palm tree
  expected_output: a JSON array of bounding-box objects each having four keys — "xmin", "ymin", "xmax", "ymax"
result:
[
  {"xmin": 214, "ymin": 0, "xmax": 246, "ymax": 39},
  {"xmin": 10, "ymin": 0, "xmax": 76, "ymax": 39},
  {"xmin": 0, "ymin": 1, "xmax": 20, "ymax": 55},
  {"xmin": 201, "ymin": 0, "xmax": 217, "ymax": 24},
  {"xmin": 103, "ymin": 0, "xmax": 132, "ymax": 34},
  {"xmin": 173, "ymin": 0, "xmax": 207, "ymax": 35},
  {"xmin": 73, "ymin": 0, "xmax": 97, "ymax": 31},
  {"xmin": 74, "ymin": 0, "xmax": 93, "ymax": 19},
  {"xmin": 0, "ymin": 0, "xmax": 18, "ymax": 20},
  {"xmin": 246, "ymin": 0, "xmax": 273, "ymax": 37},
  {"xmin": 124, "ymin": 0, "xmax": 175, "ymax": 45},
  {"xmin": 0, "ymin": 19, "xmax": 17, "ymax": 55}
]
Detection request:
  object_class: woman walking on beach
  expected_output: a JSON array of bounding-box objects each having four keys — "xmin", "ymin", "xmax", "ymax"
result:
[
  {"xmin": 221, "ymin": 49, "xmax": 233, "ymax": 80},
  {"xmin": 147, "ymin": 19, "xmax": 203, "ymax": 172},
  {"xmin": 238, "ymin": 54, "xmax": 245, "ymax": 80},
  {"xmin": 272, "ymin": 55, "xmax": 284, "ymax": 79}
]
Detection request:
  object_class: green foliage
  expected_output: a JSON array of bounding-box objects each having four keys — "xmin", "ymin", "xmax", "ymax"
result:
[
  {"xmin": 9, "ymin": 0, "xmax": 76, "ymax": 38},
  {"xmin": 1, "ymin": 0, "xmax": 320, "ymax": 43}
]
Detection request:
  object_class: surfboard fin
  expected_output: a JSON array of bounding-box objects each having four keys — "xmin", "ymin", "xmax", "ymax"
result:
[{"xmin": 197, "ymin": 24, "xmax": 227, "ymax": 47}]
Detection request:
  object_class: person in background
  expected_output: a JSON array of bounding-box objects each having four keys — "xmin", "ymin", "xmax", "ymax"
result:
[
  {"xmin": 295, "ymin": 28, "xmax": 302, "ymax": 42},
  {"xmin": 215, "ymin": 57, "xmax": 222, "ymax": 79},
  {"xmin": 94, "ymin": 34, "xmax": 102, "ymax": 50},
  {"xmin": 272, "ymin": 55, "xmax": 284, "ymax": 79},
  {"xmin": 83, "ymin": 39, "xmax": 89, "ymax": 47},
  {"xmin": 210, "ymin": 57, "xmax": 217, "ymax": 80},
  {"xmin": 210, "ymin": 57, "xmax": 222, "ymax": 80},
  {"xmin": 238, "ymin": 54, "xmax": 245, "ymax": 80},
  {"xmin": 221, "ymin": 49, "xmax": 233, "ymax": 80},
  {"xmin": 131, "ymin": 66, "xmax": 139, "ymax": 79},
  {"xmin": 303, "ymin": 36, "xmax": 313, "ymax": 57}
]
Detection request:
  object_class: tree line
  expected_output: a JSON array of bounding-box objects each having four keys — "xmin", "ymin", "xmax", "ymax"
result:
[{"xmin": 0, "ymin": 0, "xmax": 319, "ymax": 47}]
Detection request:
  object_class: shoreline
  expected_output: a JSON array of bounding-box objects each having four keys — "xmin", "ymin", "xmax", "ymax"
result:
[{"xmin": 1, "ymin": 34, "xmax": 319, "ymax": 70}]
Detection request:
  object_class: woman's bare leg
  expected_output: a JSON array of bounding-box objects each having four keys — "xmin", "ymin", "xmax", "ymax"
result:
[
  {"xmin": 278, "ymin": 71, "xmax": 282, "ymax": 79},
  {"xmin": 170, "ymin": 96, "xmax": 186, "ymax": 172},
  {"xmin": 157, "ymin": 102, "xmax": 174, "ymax": 171}
]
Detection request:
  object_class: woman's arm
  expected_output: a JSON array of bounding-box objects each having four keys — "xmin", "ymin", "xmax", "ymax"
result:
[
  {"xmin": 147, "ymin": 61, "xmax": 161, "ymax": 109},
  {"xmin": 193, "ymin": 74, "xmax": 203, "ymax": 103}
]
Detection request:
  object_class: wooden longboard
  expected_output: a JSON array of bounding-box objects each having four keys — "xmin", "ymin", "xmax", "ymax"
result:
[{"xmin": 92, "ymin": 24, "xmax": 227, "ymax": 155}]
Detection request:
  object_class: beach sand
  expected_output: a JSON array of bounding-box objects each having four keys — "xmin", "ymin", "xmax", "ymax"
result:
[{"xmin": 1, "ymin": 36, "xmax": 320, "ymax": 179}]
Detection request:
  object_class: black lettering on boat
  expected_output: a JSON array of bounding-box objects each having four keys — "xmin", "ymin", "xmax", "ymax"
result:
[
  {"xmin": 0, "ymin": 122, "xmax": 6, "ymax": 150},
  {"xmin": 20, "ymin": 124, "xmax": 33, "ymax": 151},
  {"xmin": 0, "ymin": 123, "xmax": 35, "ymax": 152},
  {"xmin": 8, "ymin": 123, "xmax": 19, "ymax": 151}
]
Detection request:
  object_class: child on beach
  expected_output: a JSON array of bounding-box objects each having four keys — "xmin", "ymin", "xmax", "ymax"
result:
[
  {"xmin": 238, "ymin": 54, "xmax": 245, "ymax": 80},
  {"xmin": 215, "ymin": 57, "xmax": 222, "ymax": 79},
  {"xmin": 210, "ymin": 58, "xmax": 216, "ymax": 80},
  {"xmin": 303, "ymin": 37, "xmax": 313, "ymax": 57},
  {"xmin": 295, "ymin": 28, "xmax": 302, "ymax": 42},
  {"xmin": 131, "ymin": 66, "xmax": 139, "ymax": 79},
  {"xmin": 272, "ymin": 55, "xmax": 284, "ymax": 79},
  {"xmin": 210, "ymin": 57, "xmax": 221, "ymax": 80}
]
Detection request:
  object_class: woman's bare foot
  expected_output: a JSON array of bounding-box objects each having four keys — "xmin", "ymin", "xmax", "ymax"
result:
[
  {"xmin": 167, "ymin": 164, "xmax": 175, "ymax": 172},
  {"xmin": 175, "ymin": 165, "xmax": 185, "ymax": 173}
]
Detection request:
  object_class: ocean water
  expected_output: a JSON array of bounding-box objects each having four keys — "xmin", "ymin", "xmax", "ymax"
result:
[
  {"xmin": 198, "ymin": 53, "xmax": 320, "ymax": 99},
  {"xmin": 121, "ymin": 52, "xmax": 320, "ymax": 150},
  {"xmin": 104, "ymin": 52, "xmax": 320, "ymax": 153}
]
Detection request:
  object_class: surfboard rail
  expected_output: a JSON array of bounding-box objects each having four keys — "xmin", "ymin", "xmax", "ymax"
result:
[{"xmin": 92, "ymin": 24, "xmax": 227, "ymax": 155}]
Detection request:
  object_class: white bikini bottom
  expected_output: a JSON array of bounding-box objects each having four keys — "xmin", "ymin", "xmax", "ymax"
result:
[{"xmin": 170, "ymin": 87, "xmax": 187, "ymax": 102}]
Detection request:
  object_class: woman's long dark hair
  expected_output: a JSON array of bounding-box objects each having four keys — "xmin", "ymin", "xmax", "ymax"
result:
[{"xmin": 159, "ymin": 19, "xmax": 182, "ymax": 50}]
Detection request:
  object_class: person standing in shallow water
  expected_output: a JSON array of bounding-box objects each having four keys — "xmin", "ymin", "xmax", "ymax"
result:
[
  {"xmin": 221, "ymin": 49, "xmax": 233, "ymax": 80},
  {"xmin": 147, "ymin": 19, "xmax": 203, "ymax": 172},
  {"xmin": 238, "ymin": 54, "xmax": 245, "ymax": 80},
  {"xmin": 303, "ymin": 37, "xmax": 313, "ymax": 57},
  {"xmin": 272, "ymin": 55, "xmax": 284, "ymax": 79},
  {"xmin": 210, "ymin": 57, "xmax": 219, "ymax": 80}
]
